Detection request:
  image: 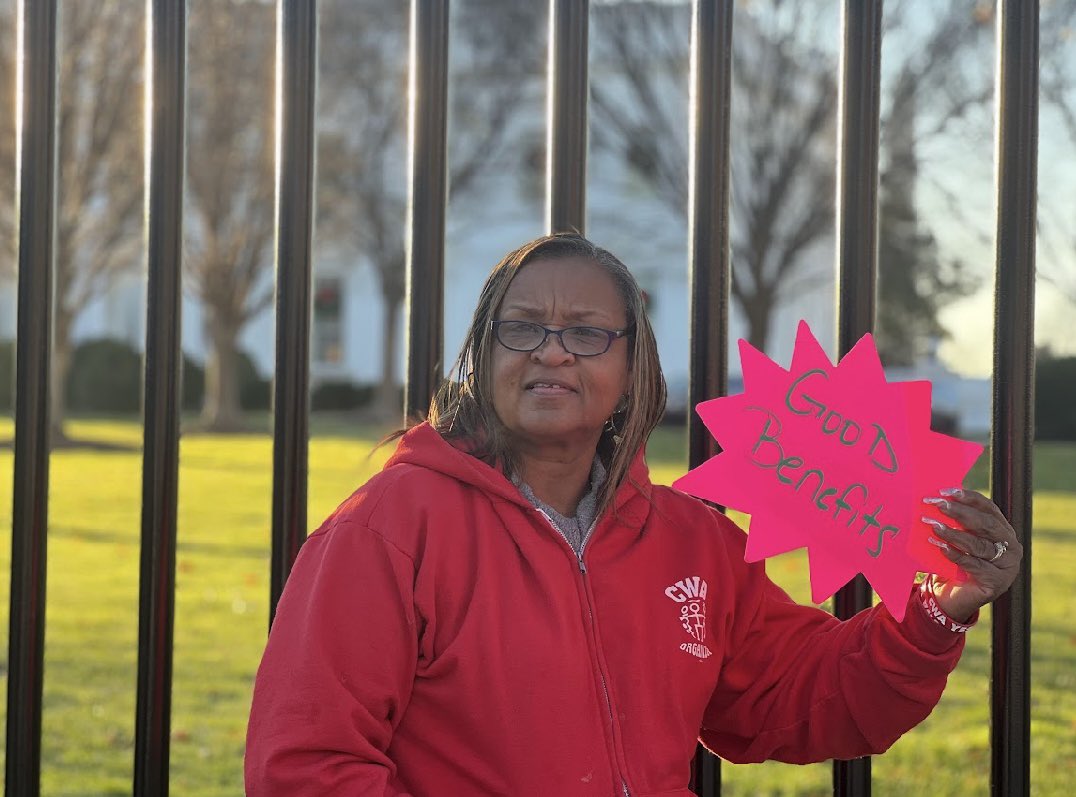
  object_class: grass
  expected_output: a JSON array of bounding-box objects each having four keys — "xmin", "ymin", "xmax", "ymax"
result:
[{"xmin": 0, "ymin": 418, "xmax": 1072, "ymax": 795}]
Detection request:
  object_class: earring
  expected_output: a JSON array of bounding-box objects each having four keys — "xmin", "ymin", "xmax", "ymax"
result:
[{"xmin": 605, "ymin": 395, "xmax": 629, "ymax": 436}]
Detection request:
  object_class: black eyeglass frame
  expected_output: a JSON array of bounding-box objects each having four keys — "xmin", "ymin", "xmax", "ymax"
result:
[{"xmin": 490, "ymin": 320, "xmax": 633, "ymax": 357}]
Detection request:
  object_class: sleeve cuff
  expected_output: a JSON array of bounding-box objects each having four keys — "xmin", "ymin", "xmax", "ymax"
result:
[{"xmin": 917, "ymin": 575, "xmax": 977, "ymax": 634}]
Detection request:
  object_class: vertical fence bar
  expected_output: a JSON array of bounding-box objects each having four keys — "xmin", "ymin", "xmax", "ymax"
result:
[
  {"xmin": 687, "ymin": 2, "xmax": 733, "ymax": 795},
  {"xmin": 269, "ymin": 0, "xmax": 318, "ymax": 624},
  {"xmin": 686, "ymin": 0, "xmax": 733, "ymax": 475},
  {"xmin": 133, "ymin": 2, "xmax": 186, "ymax": 793},
  {"xmin": 5, "ymin": 2, "xmax": 58, "ymax": 793},
  {"xmin": 832, "ymin": 1, "xmax": 882, "ymax": 794},
  {"xmin": 403, "ymin": 0, "xmax": 449, "ymax": 422},
  {"xmin": 546, "ymin": 0, "xmax": 588, "ymax": 234},
  {"xmin": 990, "ymin": 1, "xmax": 1037, "ymax": 794}
]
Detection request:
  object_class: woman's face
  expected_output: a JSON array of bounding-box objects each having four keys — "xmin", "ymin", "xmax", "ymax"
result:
[{"xmin": 490, "ymin": 256, "xmax": 631, "ymax": 455}]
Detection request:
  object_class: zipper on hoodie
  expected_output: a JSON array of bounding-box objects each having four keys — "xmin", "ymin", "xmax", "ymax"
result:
[{"xmin": 535, "ymin": 509, "xmax": 631, "ymax": 797}]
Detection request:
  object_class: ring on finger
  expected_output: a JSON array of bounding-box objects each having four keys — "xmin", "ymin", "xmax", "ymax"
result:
[{"xmin": 988, "ymin": 540, "xmax": 1008, "ymax": 562}]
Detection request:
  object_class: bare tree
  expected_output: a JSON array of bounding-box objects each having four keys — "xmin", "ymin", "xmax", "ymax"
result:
[
  {"xmin": 1039, "ymin": 0, "xmax": 1076, "ymax": 307},
  {"xmin": 876, "ymin": 78, "xmax": 980, "ymax": 366},
  {"xmin": 0, "ymin": 1, "xmax": 15, "ymax": 263},
  {"xmin": 316, "ymin": 0, "xmax": 543, "ymax": 419},
  {"xmin": 314, "ymin": 0, "xmax": 409, "ymax": 420},
  {"xmin": 0, "ymin": 0, "xmax": 144, "ymax": 442},
  {"xmin": 591, "ymin": 0, "xmax": 992, "ymax": 356},
  {"xmin": 180, "ymin": 0, "xmax": 543, "ymax": 429},
  {"xmin": 729, "ymin": 6, "xmax": 839, "ymax": 352},
  {"xmin": 591, "ymin": 0, "xmax": 836, "ymax": 352},
  {"xmin": 874, "ymin": 0, "xmax": 993, "ymax": 365},
  {"xmin": 184, "ymin": 0, "xmax": 276, "ymax": 431}
]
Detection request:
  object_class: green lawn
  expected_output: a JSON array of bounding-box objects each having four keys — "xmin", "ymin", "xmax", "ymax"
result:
[{"xmin": 0, "ymin": 418, "xmax": 1072, "ymax": 796}]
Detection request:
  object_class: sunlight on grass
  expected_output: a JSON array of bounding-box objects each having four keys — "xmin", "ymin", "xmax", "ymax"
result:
[{"xmin": 0, "ymin": 418, "xmax": 1072, "ymax": 795}]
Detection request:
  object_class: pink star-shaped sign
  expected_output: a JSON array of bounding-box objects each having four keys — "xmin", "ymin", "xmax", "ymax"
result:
[{"xmin": 673, "ymin": 321, "xmax": 983, "ymax": 621}]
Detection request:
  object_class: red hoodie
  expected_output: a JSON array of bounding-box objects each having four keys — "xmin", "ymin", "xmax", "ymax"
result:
[{"xmin": 246, "ymin": 423, "xmax": 968, "ymax": 796}]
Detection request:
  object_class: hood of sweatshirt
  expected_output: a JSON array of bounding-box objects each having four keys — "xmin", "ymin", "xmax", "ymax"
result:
[{"xmin": 383, "ymin": 421, "xmax": 654, "ymax": 521}]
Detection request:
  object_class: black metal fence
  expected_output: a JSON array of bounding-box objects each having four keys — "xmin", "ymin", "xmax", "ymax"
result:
[{"xmin": 5, "ymin": 1, "xmax": 1036, "ymax": 795}]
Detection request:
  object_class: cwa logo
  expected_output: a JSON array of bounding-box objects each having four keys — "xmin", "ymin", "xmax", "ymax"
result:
[{"xmin": 664, "ymin": 576, "xmax": 712, "ymax": 659}]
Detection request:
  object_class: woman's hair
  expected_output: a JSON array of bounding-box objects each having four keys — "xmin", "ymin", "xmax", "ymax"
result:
[{"xmin": 428, "ymin": 232, "xmax": 667, "ymax": 514}]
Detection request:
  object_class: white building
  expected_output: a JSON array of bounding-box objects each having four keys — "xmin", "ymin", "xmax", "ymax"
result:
[
  {"xmin": 0, "ymin": 157, "xmax": 989, "ymax": 436},
  {"xmin": 0, "ymin": 0, "xmax": 990, "ymax": 436},
  {"xmin": 0, "ymin": 142, "xmax": 841, "ymax": 407}
]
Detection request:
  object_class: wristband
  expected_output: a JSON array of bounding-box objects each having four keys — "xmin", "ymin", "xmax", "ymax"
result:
[{"xmin": 918, "ymin": 576, "xmax": 974, "ymax": 633}]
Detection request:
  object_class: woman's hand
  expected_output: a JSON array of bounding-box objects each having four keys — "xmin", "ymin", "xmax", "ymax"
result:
[{"xmin": 922, "ymin": 488, "xmax": 1023, "ymax": 623}]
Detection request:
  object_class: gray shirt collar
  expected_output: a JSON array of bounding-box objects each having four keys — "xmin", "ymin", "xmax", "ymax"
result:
[{"xmin": 513, "ymin": 457, "xmax": 608, "ymax": 555}]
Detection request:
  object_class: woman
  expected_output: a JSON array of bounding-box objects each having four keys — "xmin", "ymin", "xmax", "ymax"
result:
[{"xmin": 246, "ymin": 233, "xmax": 1022, "ymax": 796}]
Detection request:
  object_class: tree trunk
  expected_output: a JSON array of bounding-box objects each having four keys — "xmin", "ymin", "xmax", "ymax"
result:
[
  {"xmin": 49, "ymin": 240, "xmax": 76, "ymax": 446},
  {"xmin": 49, "ymin": 338, "xmax": 71, "ymax": 447},
  {"xmin": 201, "ymin": 316, "xmax": 244, "ymax": 431},
  {"xmin": 743, "ymin": 293, "xmax": 773, "ymax": 354},
  {"xmin": 373, "ymin": 293, "xmax": 402, "ymax": 423}
]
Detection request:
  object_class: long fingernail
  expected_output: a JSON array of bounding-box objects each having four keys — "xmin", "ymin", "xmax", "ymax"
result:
[
  {"xmin": 921, "ymin": 516, "xmax": 946, "ymax": 531},
  {"xmin": 927, "ymin": 536, "xmax": 950, "ymax": 550},
  {"xmin": 940, "ymin": 487, "xmax": 964, "ymax": 498},
  {"xmin": 923, "ymin": 497, "xmax": 949, "ymax": 509}
]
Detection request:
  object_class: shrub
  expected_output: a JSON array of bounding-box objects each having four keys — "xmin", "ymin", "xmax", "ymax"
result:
[
  {"xmin": 66, "ymin": 339, "xmax": 142, "ymax": 413},
  {"xmin": 1036, "ymin": 356, "xmax": 1076, "ymax": 441},
  {"xmin": 182, "ymin": 355, "xmax": 205, "ymax": 412},
  {"xmin": 311, "ymin": 380, "xmax": 376, "ymax": 412},
  {"xmin": 66, "ymin": 341, "xmax": 214, "ymax": 416},
  {"xmin": 0, "ymin": 339, "xmax": 13, "ymax": 414},
  {"xmin": 176, "ymin": 350, "xmax": 267, "ymax": 414},
  {"xmin": 237, "ymin": 350, "xmax": 272, "ymax": 411}
]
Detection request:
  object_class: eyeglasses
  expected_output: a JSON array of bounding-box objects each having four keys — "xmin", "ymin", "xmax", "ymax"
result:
[{"xmin": 491, "ymin": 320, "xmax": 631, "ymax": 357}]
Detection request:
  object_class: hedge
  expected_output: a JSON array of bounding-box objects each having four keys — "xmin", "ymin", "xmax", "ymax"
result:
[
  {"xmin": 0, "ymin": 337, "xmax": 383, "ymax": 417},
  {"xmin": 1036, "ymin": 356, "xmax": 1076, "ymax": 441}
]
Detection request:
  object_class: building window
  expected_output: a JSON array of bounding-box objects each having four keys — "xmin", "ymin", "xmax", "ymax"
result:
[{"xmin": 313, "ymin": 276, "xmax": 343, "ymax": 365}]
